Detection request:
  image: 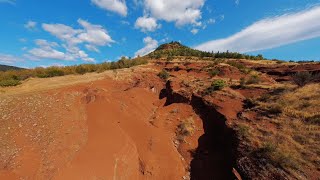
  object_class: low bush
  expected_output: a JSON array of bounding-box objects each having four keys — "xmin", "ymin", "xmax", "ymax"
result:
[
  {"xmin": 205, "ymin": 79, "xmax": 226, "ymax": 94},
  {"xmin": 177, "ymin": 117, "xmax": 195, "ymax": 142},
  {"xmin": 292, "ymin": 71, "xmax": 314, "ymax": 87},
  {"xmin": 208, "ymin": 69, "xmax": 220, "ymax": 77},
  {"xmin": 211, "ymin": 79, "xmax": 226, "ymax": 90},
  {"xmin": 246, "ymin": 74, "xmax": 260, "ymax": 84},
  {"xmin": 158, "ymin": 69, "xmax": 170, "ymax": 80},
  {"xmin": 0, "ymin": 79, "xmax": 21, "ymax": 87},
  {"xmin": 267, "ymin": 104, "xmax": 283, "ymax": 115}
]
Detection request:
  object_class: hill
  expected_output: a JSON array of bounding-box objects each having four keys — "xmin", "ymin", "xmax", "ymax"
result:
[
  {"xmin": 0, "ymin": 64, "xmax": 24, "ymax": 71},
  {"xmin": 148, "ymin": 41, "xmax": 264, "ymax": 60}
]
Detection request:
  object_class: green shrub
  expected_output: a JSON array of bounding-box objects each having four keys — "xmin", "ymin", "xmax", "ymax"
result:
[
  {"xmin": 158, "ymin": 69, "xmax": 170, "ymax": 80},
  {"xmin": 0, "ymin": 79, "xmax": 21, "ymax": 87},
  {"xmin": 205, "ymin": 80, "xmax": 226, "ymax": 94}
]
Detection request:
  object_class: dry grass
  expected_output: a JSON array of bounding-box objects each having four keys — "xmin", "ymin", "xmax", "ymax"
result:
[
  {"xmin": 0, "ymin": 66, "xmax": 149, "ymax": 96},
  {"xmin": 238, "ymin": 83, "xmax": 320, "ymax": 178},
  {"xmin": 176, "ymin": 117, "xmax": 195, "ymax": 142},
  {"xmin": 280, "ymin": 84, "xmax": 320, "ymax": 121}
]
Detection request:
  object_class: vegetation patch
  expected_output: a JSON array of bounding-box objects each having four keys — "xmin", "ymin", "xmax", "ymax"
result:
[
  {"xmin": 0, "ymin": 79, "xmax": 21, "ymax": 87},
  {"xmin": 226, "ymin": 61, "xmax": 252, "ymax": 74},
  {"xmin": 237, "ymin": 83, "xmax": 320, "ymax": 177},
  {"xmin": 205, "ymin": 79, "xmax": 226, "ymax": 95},
  {"xmin": 0, "ymin": 57, "xmax": 148, "ymax": 87},
  {"xmin": 176, "ymin": 117, "xmax": 195, "ymax": 142},
  {"xmin": 246, "ymin": 74, "xmax": 261, "ymax": 84},
  {"xmin": 157, "ymin": 69, "xmax": 170, "ymax": 80},
  {"xmin": 149, "ymin": 41, "xmax": 264, "ymax": 60},
  {"xmin": 292, "ymin": 71, "xmax": 318, "ymax": 87},
  {"xmin": 208, "ymin": 69, "xmax": 220, "ymax": 77}
]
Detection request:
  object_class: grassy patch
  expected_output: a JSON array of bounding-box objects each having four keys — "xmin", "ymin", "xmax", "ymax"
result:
[
  {"xmin": 238, "ymin": 84, "xmax": 320, "ymax": 177},
  {"xmin": 0, "ymin": 79, "xmax": 21, "ymax": 87},
  {"xmin": 208, "ymin": 69, "xmax": 220, "ymax": 77},
  {"xmin": 205, "ymin": 79, "xmax": 226, "ymax": 94},
  {"xmin": 0, "ymin": 57, "xmax": 148, "ymax": 87},
  {"xmin": 226, "ymin": 61, "xmax": 252, "ymax": 74},
  {"xmin": 236, "ymin": 124, "xmax": 251, "ymax": 139}
]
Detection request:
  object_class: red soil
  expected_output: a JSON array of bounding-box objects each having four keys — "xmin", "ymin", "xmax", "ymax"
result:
[{"xmin": 2, "ymin": 60, "xmax": 317, "ymax": 179}]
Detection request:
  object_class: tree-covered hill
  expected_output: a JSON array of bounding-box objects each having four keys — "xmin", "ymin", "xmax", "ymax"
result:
[
  {"xmin": 148, "ymin": 41, "xmax": 264, "ymax": 60},
  {"xmin": 0, "ymin": 64, "xmax": 24, "ymax": 72}
]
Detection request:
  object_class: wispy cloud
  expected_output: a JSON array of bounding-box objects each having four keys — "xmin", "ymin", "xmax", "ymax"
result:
[
  {"xmin": 24, "ymin": 21, "xmax": 37, "ymax": 31},
  {"xmin": 196, "ymin": 6, "xmax": 320, "ymax": 53},
  {"xmin": 0, "ymin": 53, "xmax": 22, "ymax": 65},
  {"xmin": 134, "ymin": 37, "xmax": 158, "ymax": 57},
  {"xmin": 0, "ymin": 0, "xmax": 16, "ymax": 5},
  {"xmin": 91, "ymin": 0, "xmax": 127, "ymax": 16}
]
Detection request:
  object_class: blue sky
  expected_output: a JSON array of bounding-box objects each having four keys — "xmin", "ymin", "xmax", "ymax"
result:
[{"xmin": 0, "ymin": 0, "xmax": 320, "ymax": 68}]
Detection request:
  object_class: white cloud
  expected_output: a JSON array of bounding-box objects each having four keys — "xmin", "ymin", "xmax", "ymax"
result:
[
  {"xmin": 91, "ymin": 0, "xmax": 127, "ymax": 16},
  {"xmin": 85, "ymin": 44, "xmax": 100, "ymax": 52},
  {"xmin": 0, "ymin": 0, "xmax": 15, "ymax": 4},
  {"xmin": 135, "ymin": 16, "xmax": 160, "ymax": 32},
  {"xmin": 24, "ymin": 21, "xmax": 37, "ymax": 30},
  {"xmin": 135, "ymin": 37, "xmax": 158, "ymax": 57},
  {"xmin": 196, "ymin": 6, "xmax": 320, "ymax": 53},
  {"xmin": 207, "ymin": 18, "xmax": 215, "ymax": 24},
  {"xmin": 120, "ymin": 20, "xmax": 130, "ymax": 25},
  {"xmin": 77, "ymin": 19, "xmax": 114, "ymax": 46},
  {"xmin": 0, "ymin": 53, "xmax": 22, "ymax": 64},
  {"xmin": 28, "ymin": 39, "xmax": 74, "ymax": 61},
  {"xmin": 42, "ymin": 23, "xmax": 82, "ymax": 45},
  {"xmin": 143, "ymin": 0, "xmax": 205, "ymax": 26},
  {"xmin": 39, "ymin": 63, "xmax": 66, "ymax": 68},
  {"xmin": 235, "ymin": 0, "xmax": 240, "ymax": 6},
  {"xmin": 42, "ymin": 19, "xmax": 114, "ymax": 47},
  {"xmin": 40, "ymin": 19, "xmax": 115, "ymax": 62},
  {"xmin": 191, "ymin": 28, "xmax": 199, "ymax": 35},
  {"xmin": 28, "ymin": 39, "xmax": 96, "ymax": 63},
  {"xmin": 202, "ymin": 18, "xmax": 215, "ymax": 29}
]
